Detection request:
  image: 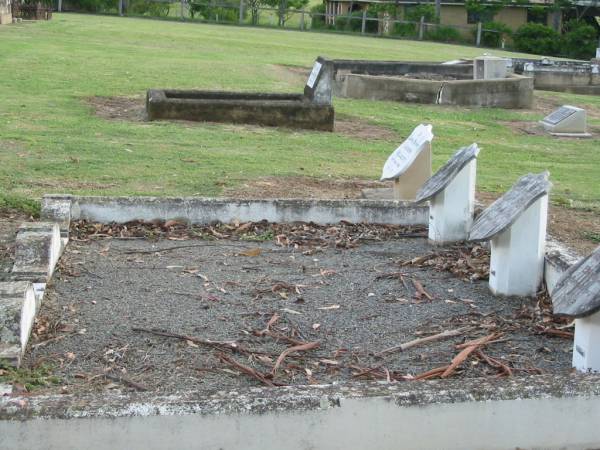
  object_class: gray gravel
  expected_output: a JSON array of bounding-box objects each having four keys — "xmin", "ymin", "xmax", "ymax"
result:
[{"xmin": 24, "ymin": 236, "xmax": 572, "ymax": 394}]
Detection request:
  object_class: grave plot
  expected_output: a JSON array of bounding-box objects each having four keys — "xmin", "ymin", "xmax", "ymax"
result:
[
  {"xmin": 327, "ymin": 56, "xmax": 533, "ymax": 108},
  {"xmin": 23, "ymin": 221, "xmax": 572, "ymax": 395},
  {"xmin": 146, "ymin": 58, "xmax": 334, "ymax": 131}
]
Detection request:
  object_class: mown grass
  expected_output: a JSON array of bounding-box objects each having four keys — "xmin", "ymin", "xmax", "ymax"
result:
[{"xmin": 0, "ymin": 13, "xmax": 599, "ymax": 212}]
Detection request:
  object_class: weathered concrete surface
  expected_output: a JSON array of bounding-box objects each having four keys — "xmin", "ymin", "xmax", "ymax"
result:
[
  {"xmin": 41, "ymin": 194, "xmax": 71, "ymax": 240},
  {"xmin": 146, "ymin": 90, "xmax": 335, "ymax": 131},
  {"xmin": 11, "ymin": 222, "xmax": 61, "ymax": 283},
  {"xmin": 545, "ymin": 236, "xmax": 583, "ymax": 294},
  {"xmin": 342, "ymin": 73, "xmax": 533, "ymax": 108},
  {"xmin": 0, "ymin": 281, "xmax": 36, "ymax": 366},
  {"xmin": 514, "ymin": 59, "xmax": 600, "ymax": 94},
  {"xmin": 1, "ymin": 375, "xmax": 600, "ymax": 449},
  {"xmin": 44, "ymin": 195, "xmax": 429, "ymax": 226}
]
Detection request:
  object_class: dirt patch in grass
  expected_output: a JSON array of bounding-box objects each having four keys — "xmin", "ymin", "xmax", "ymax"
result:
[
  {"xmin": 269, "ymin": 64, "xmax": 310, "ymax": 87},
  {"xmin": 85, "ymin": 96, "xmax": 146, "ymax": 122},
  {"xmin": 224, "ymin": 176, "xmax": 387, "ymax": 199},
  {"xmin": 334, "ymin": 117, "xmax": 399, "ymax": 141}
]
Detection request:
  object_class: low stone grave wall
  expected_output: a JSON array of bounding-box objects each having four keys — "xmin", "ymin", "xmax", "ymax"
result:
[
  {"xmin": 513, "ymin": 59, "xmax": 600, "ymax": 95},
  {"xmin": 1, "ymin": 375, "xmax": 600, "ymax": 449},
  {"xmin": 146, "ymin": 90, "xmax": 335, "ymax": 131},
  {"xmin": 324, "ymin": 59, "xmax": 532, "ymax": 108}
]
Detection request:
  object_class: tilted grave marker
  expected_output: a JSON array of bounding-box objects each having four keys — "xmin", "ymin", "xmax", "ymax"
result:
[
  {"xmin": 469, "ymin": 172, "xmax": 551, "ymax": 296},
  {"xmin": 540, "ymin": 105, "xmax": 589, "ymax": 136},
  {"xmin": 303, "ymin": 56, "xmax": 332, "ymax": 106},
  {"xmin": 552, "ymin": 246, "xmax": 600, "ymax": 372},
  {"xmin": 416, "ymin": 144, "xmax": 479, "ymax": 244},
  {"xmin": 380, "ymin": 124, "xmax": 433, "ymax": 201}
]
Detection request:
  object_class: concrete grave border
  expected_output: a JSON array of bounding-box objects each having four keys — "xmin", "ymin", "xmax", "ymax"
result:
[{"xmin": 0, "ymin": 193, "xmax": 595, "ymax": 449}]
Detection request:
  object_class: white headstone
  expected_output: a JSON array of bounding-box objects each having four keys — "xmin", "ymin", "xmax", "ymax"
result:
[
  {"xmin": 306, "ymin": 61, "xmax": 322, "ymax": 89},
  {"xmin": 596, "ymin": 48, "xmax": 600, "ymax": 59},
  {"xmin": 540, "ymin": 105, "xmax": 588, "ymax": 135},
  {"xmin": 380, "ymin": 124, "xmax": 433, "ymax": 182},
  {"xmin": 469, "ymin": 172, "xmax": 551, "ymax": 297},
  {"xmin": 474, "ymin": 56, "xmax": 508, "ymax": 80},
  {"xmin": 416, "ymin": 144, "xmax": 479, "ymax": 244}
]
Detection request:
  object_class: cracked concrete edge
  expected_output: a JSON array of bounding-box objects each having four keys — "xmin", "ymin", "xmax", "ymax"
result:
[
  {"xmin": 42, "ymin": 194, "xmax": 430, "ymax": 226},
  {"xmin": 545, "ymin": 235, "xmax": 582, "ymax": 294},
  {"xmin": 1, "ymin": 374, "xmax": 599, "ymax": 420}
]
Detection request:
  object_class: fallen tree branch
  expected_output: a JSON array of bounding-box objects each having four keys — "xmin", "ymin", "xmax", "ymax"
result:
[
  {"xmin": 104, "ymin": 373, "xmax": 149, "ymax": 391},
  {"xmin": 376, "ymin": 327, "xmax": 471, "ymax": 357},
  {"xmin": 132, "ymin": 327, "xmax": 248, "ymax": 353},
  {"xmin": 218, "ymin": 353, "xmax": 277, "ymax": 387},
  {"xmin": 272, "ymin": 341, "xmax": 320, "ymax": 375},
  {"xmin": 442, "ymin": 333, "xmax": 500, "ymax": 378}
]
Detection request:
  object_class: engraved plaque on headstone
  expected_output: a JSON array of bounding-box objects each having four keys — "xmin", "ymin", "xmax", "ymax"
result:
[
  {"xmin": 469, "ymin": 172, "xmax": 551, "ymax": 241},
  {"xmin": 416, "ymin": 143, "xmax": 479, "ymax": 204},
  {"xmin": 543, "ymin": 107, "xmax": 576, "ymax": 125},
  {"xmin": 380, "ymin": 124, "xmax": 433, "ymax": 182},
  {"xmin": 540, "ymin": 105, "xmax": 587, "ymax": 135},
  {"xmin": 552, "ymin": 246, "xmax": 600, "ymax": 318},
  {"xmin": 306, "ymin": 61, "xmax": 322, "ymax": 89}
]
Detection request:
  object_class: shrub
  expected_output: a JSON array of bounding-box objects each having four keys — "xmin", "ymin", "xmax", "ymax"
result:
[
  {"xmin": 310, "ymin": 3, "xmax": 331, "ymax": 30},
  {"xmin": 335, "ymin": 9, "xmax": 377, "ymax": 33},
  {"xmin": 426, "ymin": 25, "xmax": 462, "ymax": 43},
  {"xmin": 189, "ymin": 1, "xmax": 239, "ymax": 21},
  {"xmin": 477, "ymin": 21, "xmax": 512, "ymax": 48},
  {"xmin": 513, "ymin": 22, "xmax": 560, "ymax": 55},
  {"xmin": 66, "ymin": 0, "xmax": 115, "ymax": 13},
  {"xmin": 561, "ymin": 20, "xmax": 598, "ymax": 60},
  {"xmin": 129, "ymin": 0, "xmax": 170, "ymax": 17}
]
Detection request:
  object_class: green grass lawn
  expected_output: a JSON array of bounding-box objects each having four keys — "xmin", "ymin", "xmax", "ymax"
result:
[{"xmin": 0, "ymin": 13, "xmax": 599, "ymax": 213}]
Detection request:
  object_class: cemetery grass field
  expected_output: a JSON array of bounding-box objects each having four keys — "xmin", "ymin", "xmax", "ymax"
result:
[{"xmin": 1, "ymin": 13, "xmax": 600, "ymax": 218}]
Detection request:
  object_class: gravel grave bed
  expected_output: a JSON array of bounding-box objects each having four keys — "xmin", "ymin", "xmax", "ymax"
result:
[{"xmin": 22, "ymin": 222, "xmax": 572, "ymax": 395}]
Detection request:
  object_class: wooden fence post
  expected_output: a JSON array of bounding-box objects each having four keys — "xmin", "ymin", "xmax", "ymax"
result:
[
  {"xmin": 361, "ymin": 9, "xmax": 366, "ymax": 34},
  {"xmin": 476, "ymin": 21, "xmax": 482, "ymax": 47},
  {"xmin": 180, "ymin": 0, "xmax": 184, "ymax": 20},
  {"xmin": 239, "ymin": 0, "xmax": 244, "ymax": 24},
  {"xmin": 418, "ymin": 15, "xmax": 424, "ymax": 40},
  {"xmin": 57, "ymin": 0, "xmax": 62, "ymax": 12},
  {"xmin": 299, "ymin": 8, "xmax": 305, "ymax": 30},
  {"xmin": 118, "ymin": 0, "xmax": 123, "ymax": 16}
]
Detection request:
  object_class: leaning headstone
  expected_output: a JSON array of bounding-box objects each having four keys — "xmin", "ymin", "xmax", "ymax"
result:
[
  {"xmin": 552, "ymin": 246, "xmax": 600, "ymax": 372},
  {"xmin": 540, "ymin": 105, "xmax": 589, "ymax": 136},
  {"xmin": 303, "ymin": 56, "xmax": 333, "ymax": 106},
  {"xmin": 469, "ymin": 172, "xmax": 551, "ymax": 296},
  {"xmin": 416, "ymin": 144, "xmax": 479, "ymax": 244},
  {"xmin": 0, "ymin": 281, "xmax": 36, "ymax": 367},
  {"xmin": 11, "ymin": 222, "xmax": 62, "ymax": 286},
  {"xmin": 474, "ymin": 56, "xmax": 508, "ymax": 80},
  {"xmin": 380, "ymin": 124, "xmax": 433, "ymax": 201}
]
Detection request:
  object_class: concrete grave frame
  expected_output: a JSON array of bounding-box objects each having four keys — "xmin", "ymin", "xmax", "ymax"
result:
[
  {"xmin": 0, "ymin": 193, "xmax": 596, "ymax": 448},
  {"xmin": 146, "ymin": 57, "xmax": 335, "ymax": 131},
  {"xmin": 514, "ymin": 58, "xmax": 600, "ymax": 95},
  {"xmin": 323, "ymin": 58, "xmax": 533, "ymax": 108}
]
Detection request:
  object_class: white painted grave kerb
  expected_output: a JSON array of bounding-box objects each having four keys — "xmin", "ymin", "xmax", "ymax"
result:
[
  {"xmin": 380, "ymin": 124, "xmax": 433, "ymax": 201},
  {"xmin": 540, "ymin": 105, "xmax": 589, "ymax": 136},
  {"xmin": 416, "ymin": 144, "xmax": 479, "ymax": 244},
  {"xmin": 552, "ymin": 245, "xmax": 600, "ymax": 372},
  {"xmin": 469, "ymin": 172, "xmax": 551, "ymax": 297},
  {"xmin": 474, "ymin": 56, "xmax": 508, "ymax": 80}
]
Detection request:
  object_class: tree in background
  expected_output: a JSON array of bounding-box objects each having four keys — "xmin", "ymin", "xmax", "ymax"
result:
[
  {"xmin": 262, "ymin": 0, "xmax": 308, "ymax": 26},
  {"xmin": 464, "ymin": 0, "xmax": 506, "ymax": 23}
]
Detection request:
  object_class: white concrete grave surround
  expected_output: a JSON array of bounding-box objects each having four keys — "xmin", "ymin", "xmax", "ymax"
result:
[
  {"xmin": 552, "ymin": 245, "xmax": 600, "ymax": 373},
  {"xmin": 474, "ymin": 56, "xmax": 508, "ymax": 80},
  {"xmin": 540, "ymin": 105, "xmax": 589, "ymax": 136},
  {"xmin": 0, "ymin": 281, "xmax": 37, "ymax": 366},
  {"xmin": 416, "ymin": 144, "xmax": 479, "ymax": 244},
  {"xmin": 380, "ymin": 124, "xmax": 433, "ymax": 201},
  {"xmin": 469, "ymin": 172, "xmax": 551, "ymax": 297}
]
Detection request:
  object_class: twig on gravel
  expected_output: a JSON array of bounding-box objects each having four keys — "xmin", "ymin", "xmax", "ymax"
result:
[
  {"xmin": 272, "ymin": 341, "xmax": 320, "ymax": 375},
  {"xmin": 31, "ymin": 333, "xmax": 74, "ymax": 349},
  {"xmin": 412, "ymin": 365, "xmax": 450, "ymax": 380},
  {"xmin": 376, "ymin": 327, "xmax": 471, "ymax": 357},
  {"xmin": 442, "ymin": 333, "xmax": 500, "ymax": 378},
  {"xmin": 412, "ymin": 278, "xmax": 433, "ymax": 300},
  {"xmin": 104, "ymin": 373, "xmax": 149, "ymax": 391},
  {"xmin": 121, "ymin": 242, "xmax": 248, "ymax": 254},
  {"xmin": 132, "ymin": 327, "xmax": 248, "ymax": 353},
  {"xmin": 218, "ymin": 353, "xmax": 277, "ymax": 387},
  {"xmin": 535, "ymin": 326, "xmax": 574, "ymax": 339}
]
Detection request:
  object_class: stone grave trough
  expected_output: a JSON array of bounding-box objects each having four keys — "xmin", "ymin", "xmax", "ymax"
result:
[
  {"xmin": 326, "ymin": 56, "xmax": 533, "ymax": 108},
  {"xmin": 146, "ymin": 57, "xmax": 334, "ymax": 131}
]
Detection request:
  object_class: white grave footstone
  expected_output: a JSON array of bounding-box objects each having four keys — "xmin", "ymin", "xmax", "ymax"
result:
[
  {"xmin": 380, "ymin": 124, "xmax": 433, "ymax": 201},
  {"xmin": 552, "ymin": 245, "xmax": 600, "ymax": 372},
  {"xmin": 0, "ymin": 281, "xmax": 37, "ymax": 367},
  {"xmin": 469, "ymin": 172, "xmax": 551, "ymax": 297},
  {"xmin": 416, "ymin": 144, "xmax": 479, "ymax": 244},
  {"xmin": 474, "ymin": 56, "xmax": 508, "ymax": 80},
  {"xmin": 540, "ymin": 105, "xmax": 590, "ymax": 136}
]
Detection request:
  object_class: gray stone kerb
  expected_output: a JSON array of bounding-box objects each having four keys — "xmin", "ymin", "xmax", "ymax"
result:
[{"xmin": 1, "ymin": 373, "xmax": 599, "ymax": 420}]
